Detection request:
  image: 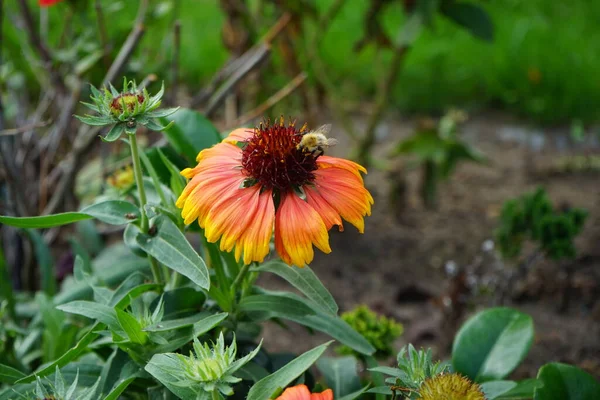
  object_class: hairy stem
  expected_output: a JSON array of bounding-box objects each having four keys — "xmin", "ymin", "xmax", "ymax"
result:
[{"xmin": 129, "ymin": 132, "xmax": 162, "ymax": 283}]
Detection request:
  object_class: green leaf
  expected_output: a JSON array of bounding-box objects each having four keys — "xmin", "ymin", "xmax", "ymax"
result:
[
  {"xmin": 160, "ymin": 108, "xmax": 221, "ymax": 162},
  {"xmin": 267, "ymin": 293, "xmax": 375, "ymax": 356},
  {"xmin": 57, "ymin": 301, "xmax": 119, "ymax": 329},
  {"xmin": 337, "ymin": 385, "xmax": 371, "ymax": 400},
  {"xmin": 482, "ymin": 379, "xmax": 542, "ymax": 399},
  {"xmin": 442, "ymin": 2, "xmax": 494, "ymax": 42},
  {"xmin": 534, "ymin": 363, "xmax": 600, "ymax": 400},
  {"xmin": 247, "ymin": 341, "xmax": 332, "ymax": 400},
  {"xmin": 80, "ymin": 200, "xmax": 140, "ymax": 225},
  {"xmin": 317, "ymin": 357, "xmax": 362, "ymax": 397},
  {"xmin": 0, "ymin": 212, "xmax": 92, "ymax": 228},
  {"xmin": 0, "ymin": 200, "xmax": 139, "ymax": 229},
  {"xmin": 24, "ymin": 229, "xmax": 55, "ymax": 295},
  {"xmin": 16, "ymin": 324, "xmax": 103, "ymax": 383},
  {"xmin": 499, "ymin": 379, "xmax": 542, "ymax": 399},
  {"xmin": 102, "ymin": 123, "xmax": 126, "ymax": 142},
  {"xmin": 116, "ymin": 309, "xmax": 148, "ymax": 344},
  {"xmin": 366, "ymin": 386, "xmax": 393, "ymax": 395},
  {"xmin": 252, "ymin": 262, "xmax": 338, "ymax": 315},
  {"xmin": 136, "ymin": 215, "xmax": 210, "ymax": 290},
  {"xmin": 481, "ymin": 381, "xmax": 517, "ymax": 399},
  {"xmin": 239, "ymin": 294, "xmax": 315, "ymax": 319},
  {"xmin": 145, "ymin": 354, "xmax": 200, "ymax": 400},
  {"xmin": 0, "ymin": 364, "xmax": 26, "ymax": 384},
  {"xmin": 452, "ymin": 307, "xmax": 534, "ymax": 382},
  {"xmin": 144, "ymin": 312, "xmax": 227, "ymax": 333}
]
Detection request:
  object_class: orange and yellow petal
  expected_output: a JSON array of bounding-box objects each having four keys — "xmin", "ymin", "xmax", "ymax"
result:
[
  {"xmin": 305, "ymin": 185, "xmax": 344, "ymax": 232},
  {"xmin": 237, "ymin": 188, "xmax": 275, "ymax": 264},
  {"xmin": 276, "ymin": 385, "xmax": 311, "ymax": 400},
  {"xmin": 275, "ymin": 385, "xmax": 333, "ymax": 400},
  {"xmin": 223, "ymin": 127, "xmax": 254, "ymax": 144},
  {"xmin": 317, "ymin": 155, "xmax": 367, "ymax": 178},
  {"xmin": 202, "ymin": 185, "xmax": 274, "ymax": 264},
  {"xmin": 177, "ymin": 167, "xmax": 244, "ymax": 226},
  {"xmin": 275, "ymin": 191, "xmax": 331, "ymax": 267},
  {"xmin": 313, "ymin": 164, "xmax": 373, "ymax": 233},
  {"xmin": 311, "ymin": 389, "xmax": 334, "ymax": 400},
  {"xmin": 190, "ymin": 142, "xmax": 242, "ymax": 169}
]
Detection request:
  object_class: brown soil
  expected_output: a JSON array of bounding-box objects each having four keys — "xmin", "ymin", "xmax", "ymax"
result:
[{"xmin": 258, "ymin": 111, "xmax": 600, "ymax": 379}]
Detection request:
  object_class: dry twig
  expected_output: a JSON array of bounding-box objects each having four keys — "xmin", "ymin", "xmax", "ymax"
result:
[{"xmin": 229, "ymin": 72, "xmax": 307, "ymax": 129}]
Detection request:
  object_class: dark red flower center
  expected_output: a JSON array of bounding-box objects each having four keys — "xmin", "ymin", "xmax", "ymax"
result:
[
  {"xmin": 241, "ymin": 118, "xmax": 318, "ymax": 191},
  {"xmin": 110, "ymin": 93, "xmax": 145, "ymax": 116}
]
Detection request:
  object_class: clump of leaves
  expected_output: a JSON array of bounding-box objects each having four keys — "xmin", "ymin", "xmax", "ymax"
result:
[
  {"xmin": 392, "ymin": 109, "xmax": 485, "ymax": 208},
  {"xmin": 369, "ymin": 345, "xmax": 450, "ymax": 399},
  {"xmin": 337, "ymin": 305, "xmax": 403, "ymax": 359},
  {"xmin": 495, "ymin": 187, "xmax": 588, "ymax": 260},
  {"xmin": 24, "ymin": 367, "xmax": 100, "ymax": 400}
]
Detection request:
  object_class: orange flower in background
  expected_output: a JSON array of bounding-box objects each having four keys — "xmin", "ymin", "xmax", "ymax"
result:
[
  {"xmin": 275, "ymin": 384, "xmax": 333, "ymax": 400},
  {"xmin": 176, "ymin": 118, "xmax": 373, "ymax": 267},
  {"xmin": 39, "ymin": 0, "xmax": 63, "ymax": 6}
]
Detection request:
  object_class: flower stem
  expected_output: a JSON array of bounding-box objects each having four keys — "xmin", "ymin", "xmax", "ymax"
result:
[
  {"xmin": 128, "ymin": 132, "xmax": 162, "ymax": 284},
  {"xmin": 231, "ymin": 263, "xmax": 251, "ymax": 296},
  {"xmin": 128, "ymin": 133, "xmax": 148, "ymax": 231},
  {"xmin": 212, "ymin": 390, "xmax": 221, "ymax": 400}
]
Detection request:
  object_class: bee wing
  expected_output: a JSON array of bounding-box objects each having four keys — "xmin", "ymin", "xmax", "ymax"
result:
[
  {"xmin": 325, "ymin": 138, "xmax": 338, "ymax": 147},
  {"xmin": 313, "ymin": 124, "xmax": 332, "ymax": 136}
]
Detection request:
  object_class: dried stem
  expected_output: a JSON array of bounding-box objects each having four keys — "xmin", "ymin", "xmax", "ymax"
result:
[
  {"xmin": 0, "ymin": 120, "xmax": 51, "ymax": 136},
  {"xmin": 95, "ymin": 0, "xmax": 111, "ymax": 69},
  {"xmin": 229, "ymin": 72, "xmax": 307, "ymax": 129},
  {"xmin": 16, "ymin": 0, "xmax": 66, "ymax": 94},
  {"xmin": 355, "ymin": 45, "xmax": 408, "ymax": 167},
  {"xmin": 191, "ymin": 12, "xmax": 291, "ymax": 108},
  {"xmin": 303, "ymin": 0, "xmax": 360, "ymax": 140},
  {"xmin": 204, "ymin": 44, "xmax": 271, "ymax": 116},
  {"xmin": 102, "ymin": 0, "xmax": 148, "ymax": 86}
]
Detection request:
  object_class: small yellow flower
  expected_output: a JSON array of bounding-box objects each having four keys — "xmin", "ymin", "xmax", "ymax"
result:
[
  {"xmin": 418, "ymin": 373, "xmax": 485, "ymax": 400},
  {"xmin": 107, "ymin": 165, "xmax": 135, "ymax": 189}
]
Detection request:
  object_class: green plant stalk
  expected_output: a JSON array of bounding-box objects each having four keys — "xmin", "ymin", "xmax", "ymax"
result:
[
  {"xmin": 128, "ymin": 132, "xmax": 163, "ymax": 284},
  {"xmin": 212, "ymin": 389, "xmax": 221, "ymax": 400},
  {"xmin": 231, "ymin": 263, "xmax": 251, "ymax": 299},
  {"xmin": 0, "ymin": 245, "xmax": 16, "ymax": 320},
  {"xmin": 421, "ymin": 160, "xmax": 438, "ymax": 209}
]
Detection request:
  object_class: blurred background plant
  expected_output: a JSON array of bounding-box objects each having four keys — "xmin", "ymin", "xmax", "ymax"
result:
[
  {"xmin": 2, "ymin": 0, "xmax": 600, "ymax": 398},
  {"xmin": 390, "ymin": 109, "xmax": 486, "ymax": 208},
  {"xmin": 495, "ymin": 187, "xmax": 588, "ymax": 262}
]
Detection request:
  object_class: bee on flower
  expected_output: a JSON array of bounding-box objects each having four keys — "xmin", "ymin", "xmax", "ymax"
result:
[
  {"xmin": 176, "ymin": 117, "xmax": 373, "ymax": 267},
  {"xmin": 296, "ymin": 124, "xmax": 338, "ymax": 157}
]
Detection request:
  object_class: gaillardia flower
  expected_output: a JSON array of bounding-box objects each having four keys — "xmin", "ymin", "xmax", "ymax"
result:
[
  {"xmin": 276, "ymin": 384, "xmax": 333, "ymax": 400},
  {"xmin": 417, "ymin": 373, "xmax": 485, "ymax": 400},
  {"xmin": 177, "ymin": 118, "xmax": 373, "ymax": 267}
]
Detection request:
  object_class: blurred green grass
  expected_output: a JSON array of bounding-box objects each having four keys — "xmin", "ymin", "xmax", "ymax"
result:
[{"xmin": 8, "ymin": 0, "xmax": 600, "ymax": 125}]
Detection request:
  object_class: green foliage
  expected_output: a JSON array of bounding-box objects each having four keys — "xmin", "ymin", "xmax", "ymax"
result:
[
  {"xmin": 393, "ymin": 110, "xmax": 485, "ymax": 207},
  {"xmin": 452, "ymin": 307, "xmax": 534, "ymax": 382},
  {"xmin": 316, "ymin": 356, "xmax": 363, "ymax": 398},
  {"xmin": 534, "ymin": 363, "xmax": 600, "ymax": 400},
  {"xmin": 368, "ymin": 345, "xmax": 450, "ymax": 398},
  {"xmin": 337, "ymin": 305, "xmax": 403, "ymax": 359},
  {"xmin": 495, "ymin": 187, "xmax": 588, "ymax": 260},
  {"xmin": 146, "ymin": 333, "xmax": 262, "ymax": 399}
]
